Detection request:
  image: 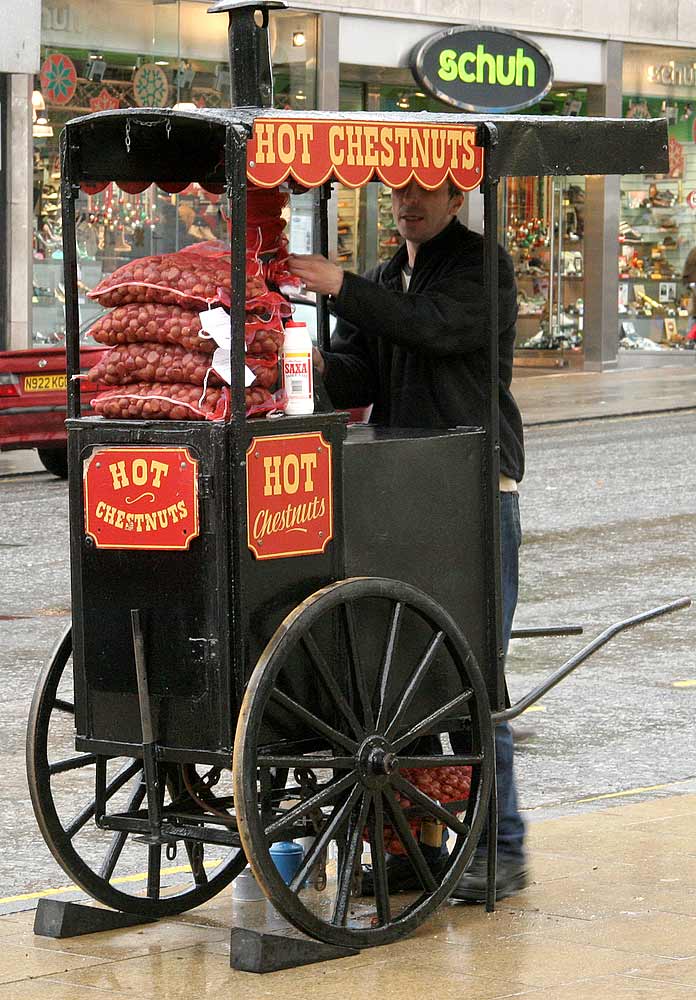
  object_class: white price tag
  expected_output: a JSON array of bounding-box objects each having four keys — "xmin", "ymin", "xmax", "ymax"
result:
[
  {"xmin": 199, "ymin": 307, "xmax": 232, "ymax": 349},
  {"xmin": 212, "ymin": 347, "xmax": 256, "ymax": 388}
]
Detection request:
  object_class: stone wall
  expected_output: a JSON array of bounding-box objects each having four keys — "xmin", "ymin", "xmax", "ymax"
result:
[{"xmin": 295, "ymin": 0, "xmax": 696, "ymax": 46}]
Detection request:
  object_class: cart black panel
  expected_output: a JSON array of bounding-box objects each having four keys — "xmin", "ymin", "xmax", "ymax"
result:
[
  {"xmin": 68, "ymin": 412, "xmax": 348, "ymax": 761},
  {"xmin": 343, "ymin": 425, "xmax": 492, "ymax": 709},
  {"xmin": 68, "ymin": 418, "xmax": 234, "ymax": 758}
]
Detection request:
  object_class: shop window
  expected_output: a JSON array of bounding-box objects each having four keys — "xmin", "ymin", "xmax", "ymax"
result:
[
  {"xmin": 501, "ymin": 88, "xmax": 587, "ymax": 366},
  {"xmin": 619, "ymin": 94, "xmax": 696, "ymax": 354},
  {"xmin": 31, "ymin": 4, "xmax": 318, "ymax": 347},
  {"xmin": 335, "ymin": 70, "xmax": 458, "ymax": 272},
  {"xmin": 505, "ymin": 176, "xmax": 585, "ymax": 362}
]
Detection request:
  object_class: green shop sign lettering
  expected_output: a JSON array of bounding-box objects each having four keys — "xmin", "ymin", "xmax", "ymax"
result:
[
  {"xmin": 438, "ymin": 45, "xmax": 536, "ymax": 87},
  {"xmin": 411, "ymin": 27, "xmax": 553, "ymax": 113}
]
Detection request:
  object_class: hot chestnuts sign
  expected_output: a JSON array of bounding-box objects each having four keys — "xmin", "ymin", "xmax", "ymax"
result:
[{"xmin": 410, "ymin": 26, "xmax": 554, "ymax": 113}]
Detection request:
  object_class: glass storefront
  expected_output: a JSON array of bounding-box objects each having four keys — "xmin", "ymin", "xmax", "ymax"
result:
[
  {"xmin": 337, "ymin": 67, "xmax": 469, "ymax": 274},
  {"xmin": 503, "ymin": 173, "xmax": 586, "ymax": 366},
  {"xmin": 337, "ymin": 68, "xmax": 589, "ymax": 366},
  {"xmin": 32, "ymin": 1, "xmax": 317, "ymax": 347},
  {"xmin": 500, "ymin": 88, "xmax": 587, "ymax": 366},
  {"xmin": 33, "ymin": 13, "xmax": 687, "ymax": 371},
  {"xmin": 620, "ymin": 45, "xmax": 696, "ymax": 356}
]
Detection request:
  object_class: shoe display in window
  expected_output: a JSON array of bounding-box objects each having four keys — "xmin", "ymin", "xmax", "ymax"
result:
[{"xmin": 618, "ymin": 223, "xmax": 643, "ymax": 244}]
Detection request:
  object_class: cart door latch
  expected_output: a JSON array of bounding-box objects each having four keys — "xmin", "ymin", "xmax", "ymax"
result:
[
  {"xmin": 199, "ymin": 475, "xmax": 214, "ymax": 499},
  {"xmin": 189, "ymin": 636, "xmax": 216, "ymax": 668}
]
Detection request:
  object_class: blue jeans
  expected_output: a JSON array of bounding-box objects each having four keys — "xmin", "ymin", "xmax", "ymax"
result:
[
  {"xmin": 404, "ymin": 493, "xmax": 526, "ymax": 866},
  {"xmin": 488, "ymin": 491, "xmax": 525, "ymax": 862},
  {"xmin": 447, "ymin": 492, "xmax": 525, "ymax": 864}
]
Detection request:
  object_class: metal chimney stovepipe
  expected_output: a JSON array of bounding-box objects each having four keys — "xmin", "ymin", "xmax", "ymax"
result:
[{"xmin": 207, "ymin": 0, "xmax": 288, "ymax": 108}]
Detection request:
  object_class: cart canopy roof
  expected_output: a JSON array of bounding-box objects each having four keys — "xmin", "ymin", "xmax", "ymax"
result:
[{"xmin": 65, "ymin": 107, "xmax": 668, "ymax": 192}]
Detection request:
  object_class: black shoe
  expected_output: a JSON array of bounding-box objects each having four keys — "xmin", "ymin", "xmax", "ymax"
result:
[
  {"xmin": 449, "ymin": 855, "xmax": 528, "ymax": 903},
  {"xmin": 360, "ymin": 852, "xmax": 449, "ymax": 895}
]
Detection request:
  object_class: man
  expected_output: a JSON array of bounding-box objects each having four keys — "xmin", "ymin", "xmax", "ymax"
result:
[{"xmin": 287, "ymin": 179, "xmax": 527, "ymax": 903}]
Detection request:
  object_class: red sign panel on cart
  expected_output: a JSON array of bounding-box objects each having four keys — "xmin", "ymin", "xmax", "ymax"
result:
[
  {"xmin": 83, "ymin": 447, "xmax": 199, "ymax": 551},
  {"xmin": 246, "ymin": 432, "xmax": 333, "ymax": 560},
  {"xmin": 247, "ymin": 117, "xmax": 483, "ymax": 191}
]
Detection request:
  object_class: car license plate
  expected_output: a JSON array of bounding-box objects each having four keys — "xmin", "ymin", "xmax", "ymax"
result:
[{"xmin": 23, "ymin": 373, "xmax": 68, "ymax": 392}]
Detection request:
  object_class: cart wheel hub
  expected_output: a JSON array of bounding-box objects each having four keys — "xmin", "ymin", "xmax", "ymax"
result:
[
  {"xmin": 370, "ymin": 749, "xmax": 398, "ymax": 774},
  {"xmin": 358, "ymin": 736, "xmax": 399, "ymax": 787}
]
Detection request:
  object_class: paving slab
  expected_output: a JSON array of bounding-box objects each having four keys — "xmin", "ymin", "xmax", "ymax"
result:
[
  {"xmin": 513, "ymin": 364, "xmax": 696, "ymax": 426},
  {"xmin": 3, "ymin": 793, "xmax": 696, "ymax": 999}
]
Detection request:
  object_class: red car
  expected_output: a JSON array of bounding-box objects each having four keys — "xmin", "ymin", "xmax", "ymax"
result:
[{"xmin": 0, "ymin": 345, "xmax": 106, "ymax": 477}]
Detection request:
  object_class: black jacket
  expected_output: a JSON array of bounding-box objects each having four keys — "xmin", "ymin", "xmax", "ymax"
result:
[{"xmin": 322, "ymin": 219, "xmax": 525, "ymax": 482}]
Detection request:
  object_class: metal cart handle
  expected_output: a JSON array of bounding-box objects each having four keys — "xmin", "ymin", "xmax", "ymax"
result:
[
  {"xmin": 494, "ymin": 596, "xmax": 691, "ymax": 724},
  {"xmin": 510, "ymin": 625, "xmax": 583, "ymax": 639}
]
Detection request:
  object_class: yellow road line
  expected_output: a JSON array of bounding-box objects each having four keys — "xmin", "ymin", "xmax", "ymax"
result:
[
  {"xmin": 0, "ymin": 885, "xmax": 79, "ymax": 906},
  {"xmin": 574, "ymin": 782, "xmax": 674, "ymax": 804},
  {"xmin": 0, "ymin": 859, "xmax": 223, "ymax": 907}
]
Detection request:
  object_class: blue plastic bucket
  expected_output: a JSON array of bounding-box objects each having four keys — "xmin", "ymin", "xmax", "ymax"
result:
[{"xmin": 269, "ymin": 840, "xmax": 304, "ymax": 884}]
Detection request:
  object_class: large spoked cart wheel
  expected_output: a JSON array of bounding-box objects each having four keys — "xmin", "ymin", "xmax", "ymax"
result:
[
  {"xmin": 27, "ymin": 625, "xmax": 246, "ymax": 917},
  {"xmin": 233, "ymin": 578, "xmax": 495, "ymax": 949}
]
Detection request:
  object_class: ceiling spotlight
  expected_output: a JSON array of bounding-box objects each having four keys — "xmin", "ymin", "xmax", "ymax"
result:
[
  {"xmin": 33, "ymin": 115, "xmax": 54, "ymax": 138},
  {"xmin": 294, "ymin": 90, "xmax": 307, "ymax": 101},
  {"xmin": 396, "ymin": 96, "xmax": 410, "ymax": 110},
  {"xmin": 292, "ymin": 31, "xmax": 306, "ymax": 47}
]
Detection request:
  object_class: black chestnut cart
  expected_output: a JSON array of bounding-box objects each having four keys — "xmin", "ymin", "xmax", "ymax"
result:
[{"xmin": 26, "ymin": 0, "xmax": 689, "ymax": 966}]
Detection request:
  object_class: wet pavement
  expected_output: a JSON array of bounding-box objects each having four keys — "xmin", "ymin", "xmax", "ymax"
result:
[
  {"xmin": 512, "ymin": 362, "xmax": 696, "ymax": 426},
  {"xmin": 1, "ymin": 792, "xmax": 696, "ymax": 998},
  {"xmin": 1, "ymin": 361, "xmax": 695, "ymax": 994},
  {"xmin": 511, "ymin": 408, "xmax": 696, "ymax": 815}
]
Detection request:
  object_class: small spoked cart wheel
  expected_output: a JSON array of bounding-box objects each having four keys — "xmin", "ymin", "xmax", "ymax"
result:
[
  {"xmin": 233, "ymin": 577, "xmax": 495, "ymax": 948},
  {"xmin": 26, "ymin": 624, "xmax": 246, "ymax": 917}
]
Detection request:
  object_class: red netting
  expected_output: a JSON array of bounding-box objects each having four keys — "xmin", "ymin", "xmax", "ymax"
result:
[
  {"xmin": 247, "ymin": 355, "xmax": 279, "ymax": 389},
  {"xmin": 86, "ymin": 343, "xmax": 223, "ymax": 387},
  {"xmin": 87, "ymin": 303, "xmax": 215, "ymax": 354},
  {"xmin": 84, "ymin": 187, "xmax": 299, "ymax": 420},
  {"xmin": 374, "ymin": 766, "xmax": 472, "ymax": 857},
  {"xmin": 91, "ymin": 383, "xmax": 284, "ymax": 421},
  {"xmin": 88, "ymin": 249, "xmax": 266, "ymax": 309},
  {"xmin": 91, "ymin": 383, "xmax": 230, "ymax": 421}
]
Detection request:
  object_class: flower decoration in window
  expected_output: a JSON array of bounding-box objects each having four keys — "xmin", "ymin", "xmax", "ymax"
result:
[{"xmin": 40, "ymin": 53, "xmax": 78, "ymax": 106}]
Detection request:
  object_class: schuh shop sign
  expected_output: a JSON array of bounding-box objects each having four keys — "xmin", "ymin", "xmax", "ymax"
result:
[{"xmin": 410, "ymin": 26, "xmax": 554, "ymax": 114}]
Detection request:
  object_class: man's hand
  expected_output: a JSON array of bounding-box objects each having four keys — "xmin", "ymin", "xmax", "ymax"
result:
[{"xmin": 287, "ymin": 254, "xmax": 344, "ymax": 298}]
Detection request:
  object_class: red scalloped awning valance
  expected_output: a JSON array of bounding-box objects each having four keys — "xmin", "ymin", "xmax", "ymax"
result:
[
  {"xmin": 246, "ymin": 117, "xmax": 484, "ymax": 190},
  {"xmin": 80, "ymin": 181, "xmax": 225, "ymax": 196},
  {"xmin": 79, "ymin": 117, "xmax": 483, "ymax": 195}
]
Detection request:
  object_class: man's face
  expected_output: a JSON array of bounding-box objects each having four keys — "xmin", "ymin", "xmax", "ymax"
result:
[{"xmin": 392, "ymin": 181, "xmax": 464, "ymax": 246}]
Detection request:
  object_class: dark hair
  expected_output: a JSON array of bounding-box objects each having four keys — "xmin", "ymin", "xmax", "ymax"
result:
[{"xmin": 448, "ymin": 180, "xmax": 462, "ymax": 198}]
